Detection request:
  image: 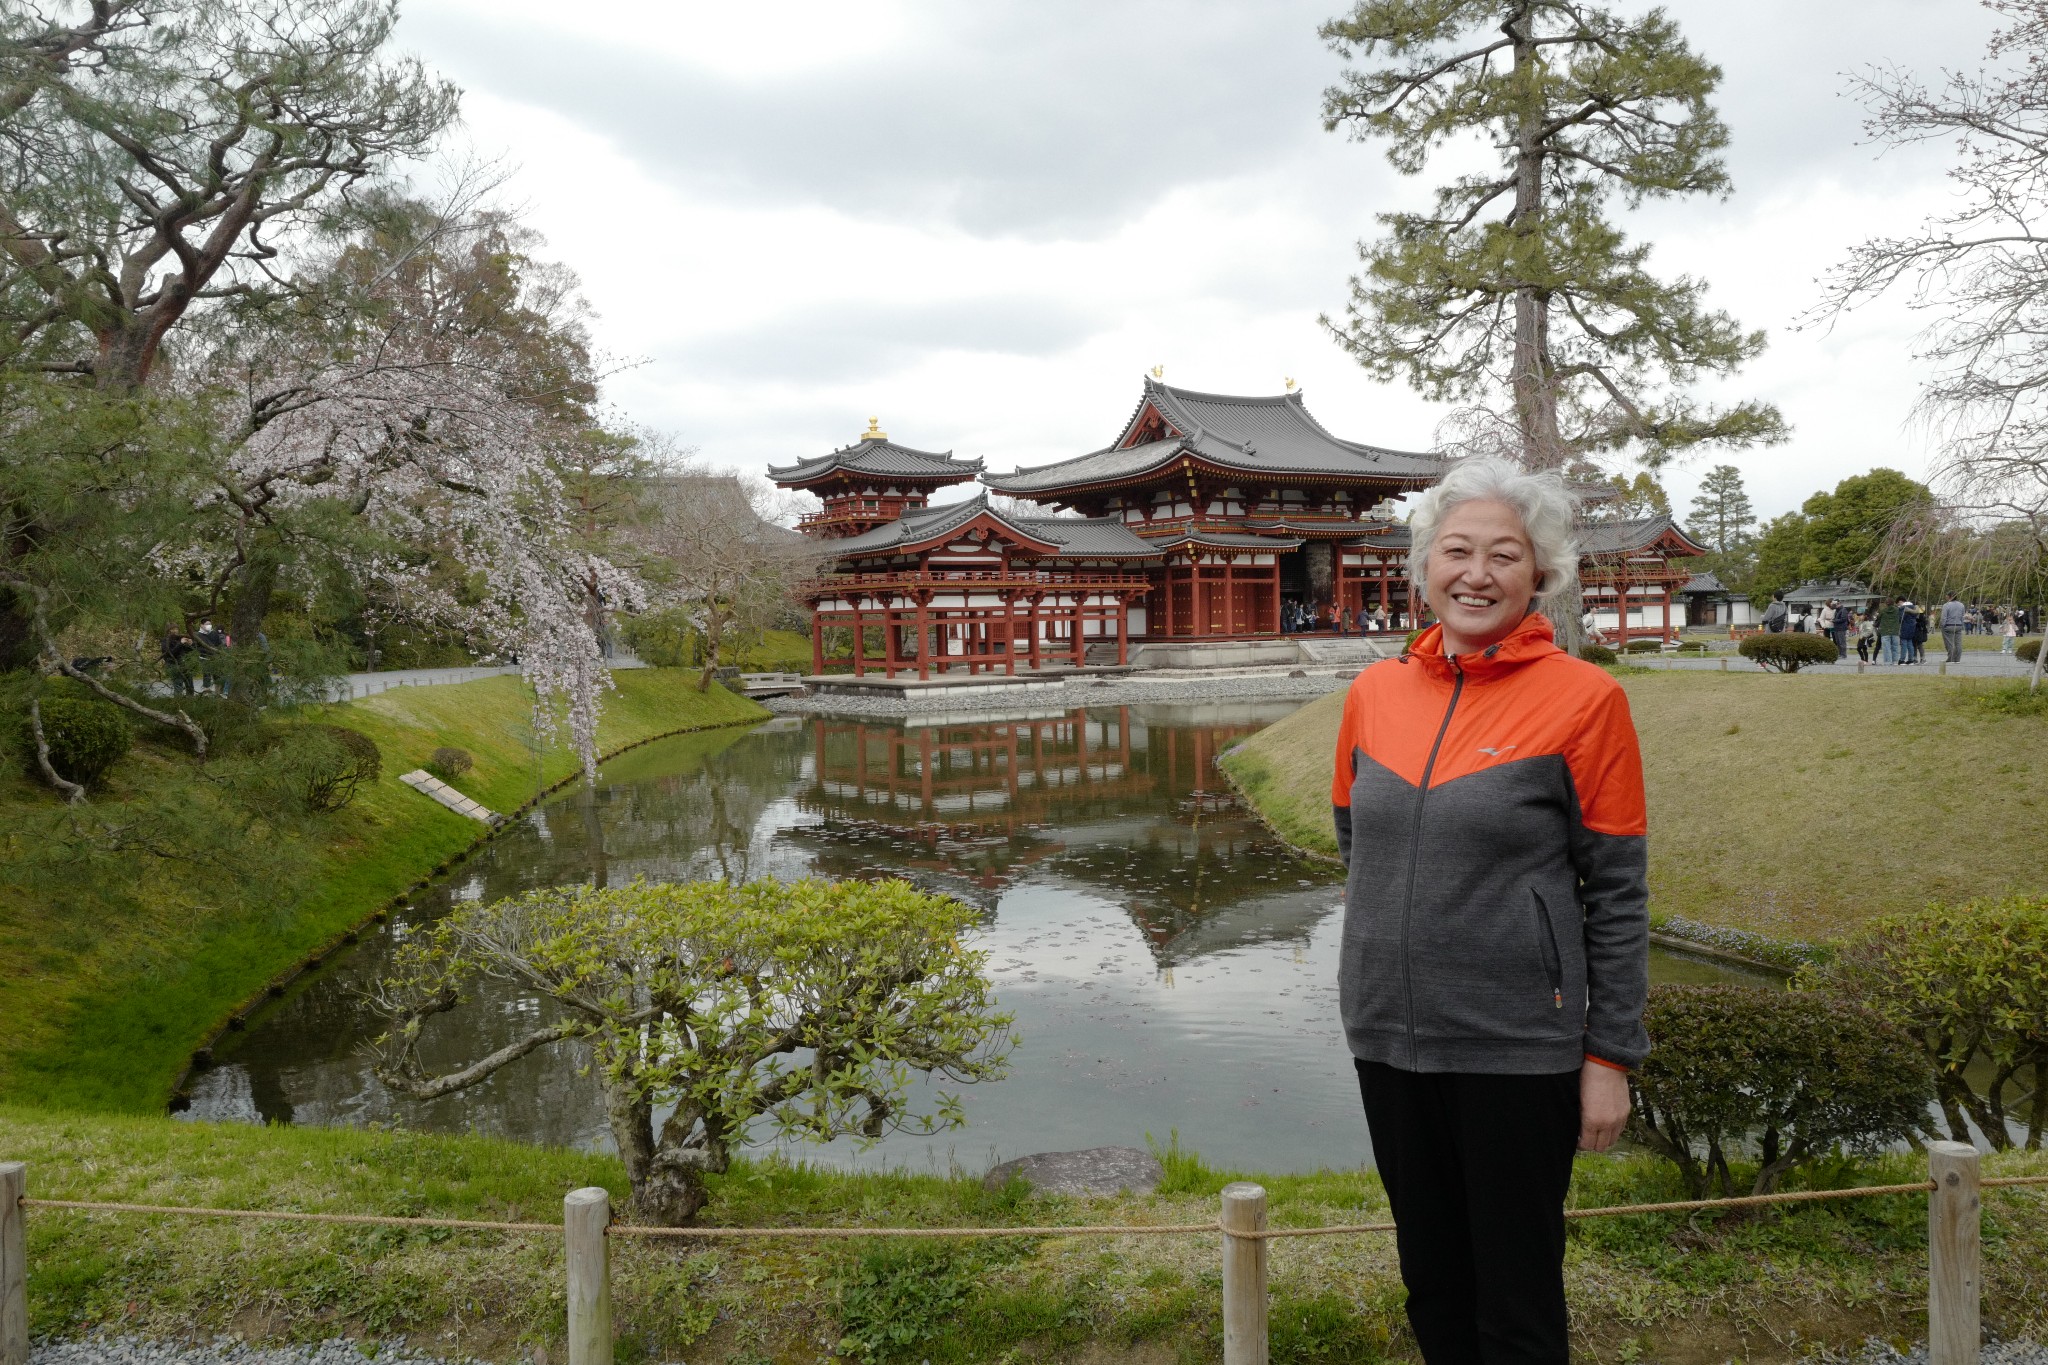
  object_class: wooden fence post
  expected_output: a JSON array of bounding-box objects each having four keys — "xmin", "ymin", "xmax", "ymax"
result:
[
  {"xmin": 1928, "ymin": 1141, "xmax": 1981, "ymax": 1365},
  {"xmin": 1221, "ymin": 1182, "xmax": 1268, "ymax": 1365},
  {"xmin": 564, "ymin": 1186, "xmax": 613, "ymax": 1365},
  {"xmin": 1, "ymin": 1162, "xmax": 24, "ymax": 1365}
]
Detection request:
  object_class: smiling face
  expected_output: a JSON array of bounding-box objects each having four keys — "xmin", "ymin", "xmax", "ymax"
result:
[{"xmin": 1423, "ymin": 497, "xmax": 1542, "ymax": 657}]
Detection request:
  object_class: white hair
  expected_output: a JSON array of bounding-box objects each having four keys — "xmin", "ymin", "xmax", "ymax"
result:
[{"xmin": 1408, "ymin": 457, "xmax": 1581, "ymax": 609}]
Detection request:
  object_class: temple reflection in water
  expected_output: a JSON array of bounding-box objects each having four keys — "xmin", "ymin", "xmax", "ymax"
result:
[{"xmin": 788, "ymin": 702, "xmax": 1324, "ymax": 964}]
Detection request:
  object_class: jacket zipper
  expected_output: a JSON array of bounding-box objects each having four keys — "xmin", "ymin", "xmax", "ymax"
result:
[{"xmin": 1399, "ymin": 657, "xmax": 1464, "ymax": 1066}]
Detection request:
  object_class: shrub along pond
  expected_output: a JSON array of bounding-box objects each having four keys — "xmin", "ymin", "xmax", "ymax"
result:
[{"xmin": 189, "ymin": 701, "xmax": 1760, "ymax": 1173}]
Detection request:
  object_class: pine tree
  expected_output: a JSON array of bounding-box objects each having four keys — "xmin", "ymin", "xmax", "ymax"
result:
[
  {"xmin": 1319, "ymin": 1, "xmax": 1787, "ymax": 471},
  {"xmin": 1687, "ymin": 464, "xmax": 1756, "ymax": 554}
]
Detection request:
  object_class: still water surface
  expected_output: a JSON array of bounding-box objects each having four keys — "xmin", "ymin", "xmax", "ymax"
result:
[{"xmin": 189, "ymin": 701, "xmax": 1757, "ymax": 1173}]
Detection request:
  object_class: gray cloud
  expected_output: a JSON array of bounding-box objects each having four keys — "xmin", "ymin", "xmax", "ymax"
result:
[
  {"xmin": 406, "ymin": 0, "xmax": 1355, "ymax": 240},
  {"xmin": 670, "ymin": 295, "xmax": 1107, "ymax": 383}
]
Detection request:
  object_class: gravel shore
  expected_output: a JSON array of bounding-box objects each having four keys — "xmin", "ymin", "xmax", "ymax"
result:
[{"xmin": 766, "ymin": 669, "xmax": 1353, "ymax": 718}]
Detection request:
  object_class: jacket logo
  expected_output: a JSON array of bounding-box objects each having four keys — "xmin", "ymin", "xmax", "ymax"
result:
[{"xmin": 1477, "ymin": 745, "xmax": 1516, "ymax": 757}]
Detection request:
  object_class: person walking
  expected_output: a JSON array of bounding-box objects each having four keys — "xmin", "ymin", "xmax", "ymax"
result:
[
  {"xmin": 1940, "ymin": 592, "xmax": 1966, "ymax": 664},
  {"xmin": 160, "ymin": 626, "xmax": 195, "ymax": 696},
  {"xmin": 1331, "ymin": 457, "xmax": 1648, "ymax": 1365},
  {"xmin": 2005, "ymin": 613, "xmax": 2020, "ymax": 654},
  {"xmin": 1878, "ymin": 598, "xmax": 1903, "ymax": 664}
]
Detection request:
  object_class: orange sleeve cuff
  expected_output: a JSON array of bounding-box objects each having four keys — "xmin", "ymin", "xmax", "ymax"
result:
[{"xmin": 1584, "ymin": 1054, "xmax": 1630, "ymax": 1073}]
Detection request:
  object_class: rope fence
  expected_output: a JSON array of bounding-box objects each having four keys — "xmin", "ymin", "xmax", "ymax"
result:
[{"xmin": 4, "ymin": 1150, "xmax": 2046, "ymax": 1365}]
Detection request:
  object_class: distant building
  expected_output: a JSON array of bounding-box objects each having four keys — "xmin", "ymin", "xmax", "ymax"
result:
[{"xmin": 776, "ymin": 378, "xmax": 1708, "ymax": 675}]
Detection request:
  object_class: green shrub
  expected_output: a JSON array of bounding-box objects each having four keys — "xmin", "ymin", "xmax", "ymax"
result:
[
  {"xmin": 1403, "ymin": 627, "xmax": 1427, "ymax": 653},
  {"xmin": 1800, "ymin": 897, "xmax": 2048, "ymax": 1149},
  {"xmin": 168, "ymin": 694, "xmax": 269, "ymax": 754},
  {"xmin": 1738, "ymin": 632, "xmax": 1839, "ymax": 672},
  {"xmin": 1674, "ymin": 640, "xmax": 1710, "ymax": 654},
  {"xmin": 2019, "ymin": 636, "xmax": 2041, "ymax": 663},
  {"xmin": 1622, "ymin": 638, "xmax": 1664, "ymax": 654},
  {"xmin": 271, "ymin": 723, "xmax": 381, "ymax": 813},
  {"xmin": 427, "ymin": 746, "xmax": 473, "ymax": 781},
  {"xmin": 22, "ymin": 695, "xmax": 132, "ymax": 787},
  {"xmin": 622, "ymin": 608, "xmax": 699, "ymax": 669},
  {"xmin": 1629, "ymin": 984, "xmax": 1929, "ymax": 1197},
  {"xmin": 1578, "ymin": 643, "xmax": 1618, "ymax": 666}
]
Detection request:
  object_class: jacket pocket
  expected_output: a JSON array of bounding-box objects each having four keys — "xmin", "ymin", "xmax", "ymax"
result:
[{"xmin": 1532, "ymin": 888, "xmax": 1564, "ymax": 1013}]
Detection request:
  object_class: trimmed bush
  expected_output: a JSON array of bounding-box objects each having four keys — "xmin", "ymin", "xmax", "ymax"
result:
[
  {"xmin": 1629, "ymin": 984, "xmax": 1929, "ymax": 1197},
  {"xmin": 272, "ymin": 723, "xmax": 381, "ymax": 813},
  {"xmin": 1622, "ymin": 638, "xmax": 1664, "ymax": 654},
  {"xmin": 2019, "ymin": 636, "xmax": 2041, "ymax": 663},
  {"xmin": 22, "ymin": 695, "xmax": 132, "ymax": 787},
  {"xmin": 427, "ymin": 746, "xmax": 473, "ymax": 781},
  {"xmin": 169, "ymin": 694, "xmax": 268, "ymax": 754},
  {"xmin": 1578, "ymin": 643, "xmax": 1618, "ymax": 666},
  {"xmin": 1738, "ymin": 632, "xmax": 1839, "ymax": 672},
  {"xmin": 1674, "ymin": 640, "xmax": 1710, "ymax": 654},
  {"xmin": 1801, "ymin": 897, "xmax": 2048, "ymax": 1149}
]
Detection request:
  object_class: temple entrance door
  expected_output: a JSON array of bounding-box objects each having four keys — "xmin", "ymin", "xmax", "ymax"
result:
[{"xmin": 1279, "ymin": 548, "xmax": 1313, "ymax": 629}]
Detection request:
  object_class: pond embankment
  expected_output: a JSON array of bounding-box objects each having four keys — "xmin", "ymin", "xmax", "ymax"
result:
[
  {"xmin": 0, "ymin": 670, "xmax": 766, "ymax": 1113},
  {"xmin": 1219, "ymin": 670, "xmax": 2048, "ymax": 949}
]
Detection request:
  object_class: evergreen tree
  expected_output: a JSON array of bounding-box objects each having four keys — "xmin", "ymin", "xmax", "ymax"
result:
[
  {"xmin": 1604, "ymin": 471, "xmax": 1671, "ymax": 520},
  {"xmin": 1749, "ymin": 512, "xmax": 1810, "ymax": 601},
  {"xmin": 1687, "ymin": 464, "xmax": 1756, "ymax": 554},
  {"xmin": 1799, "ymin": 469, "xmax": 1931, "ymax": 585},
  {"xmin": 1319, "ymin": 1, "xmax": 1786, "ymax": 471}
]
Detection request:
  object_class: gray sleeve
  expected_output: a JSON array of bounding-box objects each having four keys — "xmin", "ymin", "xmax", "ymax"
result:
[
  {"xmin": 1569, "ymin": 821, "xmax": 1651, "ymax": 1070},
  {"xmin": 1333, "ymin": 803, "xmax": 1352, "ymax": 870}
]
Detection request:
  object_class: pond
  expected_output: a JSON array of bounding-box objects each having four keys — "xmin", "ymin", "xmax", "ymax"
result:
[{"xmin": 186, "ymin": 701, "xmax": 1766, "ymax": 1174}]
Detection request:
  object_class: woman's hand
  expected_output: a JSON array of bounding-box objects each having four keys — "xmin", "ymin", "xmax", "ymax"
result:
[{"xmin": 1578, "ymin": 1061, "xmax": 1632, "ymax": 1151}]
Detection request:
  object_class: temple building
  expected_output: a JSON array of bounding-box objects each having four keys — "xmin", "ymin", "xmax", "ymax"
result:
[
  {"xmin": 984, "ymin": 377, "xmax": 1445, "ymax": 636},
  {"xmin": 775, "ymin": 378, "xmax": 1706, "ymax": 676}
]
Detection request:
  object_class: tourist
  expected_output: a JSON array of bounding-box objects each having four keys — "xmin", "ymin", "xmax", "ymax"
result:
[
  {"xmin": 1877, "ymin": 598, "xmax": 1902, "ymax": 664},
  {"xmin": 1329, "ymin": 456, "xmax": 1647, "ymax": 1364},
  {"xmin": 1856, "ymin": 609, "xmax": 1877, "ymax": 664},
  {"xmin": 1761, "ymin": 590, "xmax": 1788, "ymax": 633},
  {"xmin": 160, "ymin": 626, "xmax": 195, "ymax": 696},
  {"xmin": 2005, "ymin": 613, "xmax": 2020, "ymax": 654},
  {"xmin": 1941, "ymin": 592, "xmax": 1966, "ymax": 664},
  {"xmin": 1899, "ymin": 600, "xmax": 1923, "ymax": 664},
  {"xmin": 1825, "ymin": 599, "xmax": 1851, "ymax": 660}
]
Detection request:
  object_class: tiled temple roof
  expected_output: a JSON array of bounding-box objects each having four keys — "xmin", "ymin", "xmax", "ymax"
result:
[
  {"xmin": 769, "ymin": 437, "xmax": 983, "ymax": 488},
  {"xmin": 825, "ymin": 494, "xmax": 1160, "ymax": 559},
  {"xmin": 984, "ymin": 378, "xmax": 1445, "ymax": 495}
]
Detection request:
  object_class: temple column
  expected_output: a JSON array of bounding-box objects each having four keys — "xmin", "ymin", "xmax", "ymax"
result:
[
  {"xmin": 850, "ymin": 599, "xmax": 865, "ymax": 677},
  {"xmin": 915, "ymin": 592, "xmax": 930, "ymax": 681},
  {"xmin": 1117, "ymin": 592, "xmax": 1131, "ymax": 665},
  {"xmin": 1662, "ymin": 584, "xmax": 1673, "ymax": 642},
  {"xmin": 1003, "ymin": 592, "xmax": 1018, "ymax": 676},
  {"xmin": 1223, "ymin": 557, "xmax": 1235, "ymax": 636},
  {"xmin": 811, "ymin": 609, "xmax": 825, "ymax": 675},
  {"xmin": 882, "ymin": 596, "xmax": 900, "ymax": 677}
]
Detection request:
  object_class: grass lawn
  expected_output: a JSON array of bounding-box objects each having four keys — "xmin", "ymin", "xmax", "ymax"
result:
[
  {"xmin": 1221, "ymin": 671, "xmax": 2046, "ymax": 944},
  {"xmin": 8, "ymin": 1105, "xmax": 2048, "ymax": 1363},
  {"xmin": 0, "ymin": 669, "xmax": 765, "ymax": 1113}
]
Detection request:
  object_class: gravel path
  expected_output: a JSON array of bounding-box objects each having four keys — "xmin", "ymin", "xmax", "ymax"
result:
[
  {"xmin": 1835, "ymin": 1341, "xmax": 2048, "ymax": 1365},
  {"xmin": 767, "ymin": 669, "xmax": 1353, "ymax": 718}
]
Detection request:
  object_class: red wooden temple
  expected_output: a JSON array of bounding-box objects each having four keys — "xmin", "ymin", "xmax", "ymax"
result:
[{"xmin": 775, "ymin": 380, "xmax": 1706, "ymax": 675}]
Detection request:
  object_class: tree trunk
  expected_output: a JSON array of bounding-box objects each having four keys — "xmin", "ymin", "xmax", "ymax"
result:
[
  {"xmin": 696, "ymin": 606, "xmax": 725, "ymax": 693},
  {"xmin": 1507, "ymin": 11, "xmax": 1563, "ymax": 474}
]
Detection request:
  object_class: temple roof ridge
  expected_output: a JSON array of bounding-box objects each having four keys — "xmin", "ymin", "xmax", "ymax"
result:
[{"xmin": 768, "ymin": 435, "xmax": 984, "ymax": 488}]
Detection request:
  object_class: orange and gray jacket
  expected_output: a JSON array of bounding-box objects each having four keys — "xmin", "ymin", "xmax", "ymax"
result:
[{"xmin": 1330, "ymin": 614, "xmax": 1650, "ymax": 1075}]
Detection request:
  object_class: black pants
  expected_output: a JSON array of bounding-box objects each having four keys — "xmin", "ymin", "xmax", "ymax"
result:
[{"xmin": 1357, "ymin": 1060, "xmax": 1581, "ymax": 1365}]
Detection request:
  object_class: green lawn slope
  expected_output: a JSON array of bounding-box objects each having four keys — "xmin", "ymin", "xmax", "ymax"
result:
[
  {"xmin": 0, "ymin": 669, "xmax": 765, "ymax": 1113},
  {"xmin": 1221, "ymin": 672, "xmax": 2047, "ymax": 944},
  {"xmin": 9, "ymin": 1105, "xmax": 2048, "ymax": 1362}
]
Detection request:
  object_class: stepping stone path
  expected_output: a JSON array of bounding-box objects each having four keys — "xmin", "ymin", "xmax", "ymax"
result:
[
  {"xmin": 982, "ymin": 1145, "xmax": 1164, "ymax": 1197},
  {"xmin": 398, "ymin": 769, "xmax": 502, "ymax": 825}
]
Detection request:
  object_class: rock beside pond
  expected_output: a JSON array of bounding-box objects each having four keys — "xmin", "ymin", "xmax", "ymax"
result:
[{"xmin": 983, "ymin": 1145, "xmax": 1164, "ymax": 1197}]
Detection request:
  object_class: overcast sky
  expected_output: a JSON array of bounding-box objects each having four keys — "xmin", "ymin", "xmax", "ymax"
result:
[{"xmin": 395, "ymin": 0, "xmax": 2002, "ymax": 523}]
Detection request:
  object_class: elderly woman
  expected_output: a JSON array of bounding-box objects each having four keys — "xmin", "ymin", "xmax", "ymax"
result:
[{"xmin": 1330, "ymin": 457, "xmax": 1649, "ymax": 1364}]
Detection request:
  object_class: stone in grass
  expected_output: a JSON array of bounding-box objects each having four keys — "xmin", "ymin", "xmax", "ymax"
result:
[{"xmin": 982, "ymin": 1145, "xmax": 1164, "ymax": 1197}]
